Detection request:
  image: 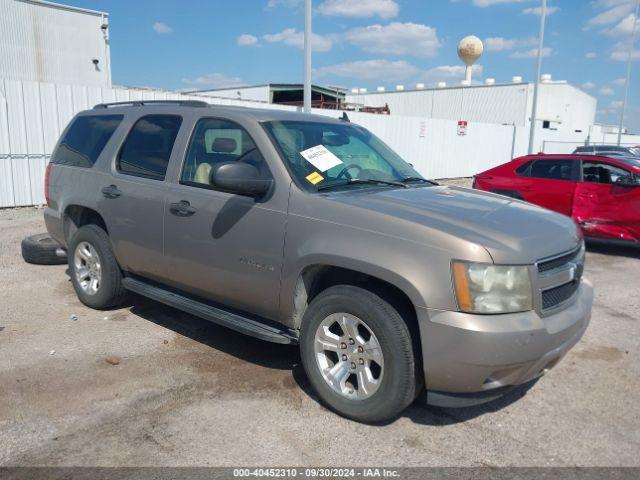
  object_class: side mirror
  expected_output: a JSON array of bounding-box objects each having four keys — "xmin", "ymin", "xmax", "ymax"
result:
[
  {"xmin": 210, "ymin": 162, "xmax": 273, "ymax": 197},
  {"xmin": 615, "ymin": 174, "xmax": 639, "ymax": 187}
]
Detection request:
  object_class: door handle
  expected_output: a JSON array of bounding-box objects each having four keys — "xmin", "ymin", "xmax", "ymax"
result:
[
  {"xmin": 169, "ymin": 200, "xmax": 196, "ymax": 217},
  {"xmin": 101, "ymin": 185, "xmax": 122, "ymax": 199}
]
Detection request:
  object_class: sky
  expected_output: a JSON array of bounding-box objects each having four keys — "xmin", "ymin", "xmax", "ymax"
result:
[{"xmin": 65, "ymin": 0, "xmax": 640, "ymax": 132}]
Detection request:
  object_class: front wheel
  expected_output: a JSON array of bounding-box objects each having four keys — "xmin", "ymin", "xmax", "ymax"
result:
[{"xmin": 300, "ymin": 285, "xmax": 419, "ymax": 423}]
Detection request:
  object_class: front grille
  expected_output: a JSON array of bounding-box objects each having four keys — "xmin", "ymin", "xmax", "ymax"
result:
[
  {"xmin": 542, "ymin": 281, "xmax": 580, "ymax": 309},
  {"xmin": 536, "ymin": 243, "xmax": 585, "ymax": 313},
  {"xmin": 537, "ymin": 246, "xmax": 581, "ymax": 273}
]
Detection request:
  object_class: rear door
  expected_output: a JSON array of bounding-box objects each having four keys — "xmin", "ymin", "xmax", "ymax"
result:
[
  {"xmin": 522, "ymin": 158, "xmax": 579, "ymax": 216},
  {"xmin": 573, "ymin": 160, "xmax": 640, "ymax": 241},
  {"xmin": 99, "ymin": 114, "xmax": 184, "ymax": 281}
]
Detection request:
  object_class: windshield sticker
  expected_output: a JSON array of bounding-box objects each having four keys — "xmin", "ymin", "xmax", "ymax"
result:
[
  {"xmin": 305, "ymin": 171, "xmax": 324, "ymax": 185},
  {"xmin": 299, "ymin": 145, "xmax": 343, "ymax": 172}
]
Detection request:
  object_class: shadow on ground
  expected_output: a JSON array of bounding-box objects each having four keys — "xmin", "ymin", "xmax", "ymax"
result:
[
  {"xmin": 586, "ymin": 239, "xmax": 640, "ymax": 259},
  {"xmin": 124, "ymin": 293, "xmax": 532, "ymax": 426},
  {"xmin": 128, "ymin": 293, "xmax": 299, "ymax": 371}
]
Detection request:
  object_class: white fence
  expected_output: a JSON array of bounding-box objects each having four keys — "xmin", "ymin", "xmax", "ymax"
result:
[
  {"xmin": 314, "ymin": 110, "xmax": 515, "ymax": 179},
  {"xmin": 1, "ymin": 78, "xmax": 518, "ymax": 208}
]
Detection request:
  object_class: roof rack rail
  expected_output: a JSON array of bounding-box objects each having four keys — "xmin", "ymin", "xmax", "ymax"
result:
[{"xmin": 93, "ymin": 100, "xmax": 209, "ymax": 109}]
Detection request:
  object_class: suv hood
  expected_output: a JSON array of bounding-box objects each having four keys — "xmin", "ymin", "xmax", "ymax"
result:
[{"xmin": 327, "ymin": 185, "xmax": 581, "ymax": 264}]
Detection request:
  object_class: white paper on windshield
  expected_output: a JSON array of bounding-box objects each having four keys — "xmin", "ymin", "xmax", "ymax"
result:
[{"xmin": 299, "ymin": 145, "xmax": 343, "ymax": 172}]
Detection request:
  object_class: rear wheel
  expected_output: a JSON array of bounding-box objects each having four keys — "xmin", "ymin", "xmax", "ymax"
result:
[
  {"xmin": 300, "ymin": 285, "xmax": 418, "ymax": 423},
  {"xmin": 68, "ymin": 225, "xmax": 126, "ymax": 309}
]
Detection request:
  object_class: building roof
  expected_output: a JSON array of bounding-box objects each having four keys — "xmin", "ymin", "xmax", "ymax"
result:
[
  {"xmin": 17, "ymin": 0, "xmax": 108, "ymax": 17},
  {"xmin": 186, "ymin": 83, "xmax": 346, "ymax": 97},
  {"xmin": 346, "ymin": 80, "xmax": 595, "ymax": 101}
]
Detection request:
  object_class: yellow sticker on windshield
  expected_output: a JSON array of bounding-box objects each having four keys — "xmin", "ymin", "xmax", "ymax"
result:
[{"xmin": 306, "ymin": 172, "xmax": 324, "ymax": 185}]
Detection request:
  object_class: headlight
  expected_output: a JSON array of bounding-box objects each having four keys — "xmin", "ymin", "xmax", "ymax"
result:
[{"xmin": 452, "ymin": 261, "xmax": 533, "ymax": 314}]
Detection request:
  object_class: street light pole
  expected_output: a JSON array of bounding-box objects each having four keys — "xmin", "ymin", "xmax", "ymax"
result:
[
  {"xmin": 303, "ymin": 0, "xmax": 312, "ymax": 113},
  {"xmin": 617, "ymin": 0, "xmax": 639, "ymax": 146},
  {"xmin": 528, "ymin": 0, "xmax": 547, "ymax": 154}
]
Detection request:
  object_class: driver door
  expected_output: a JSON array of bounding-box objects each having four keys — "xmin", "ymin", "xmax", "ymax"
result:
[
  {"xmin": 573, "ymin": 160, "xmax": 640, "ymax": 240},
  {"xmin": 162, "ymin": 117, "xmax": 286, "ymax": 319}
]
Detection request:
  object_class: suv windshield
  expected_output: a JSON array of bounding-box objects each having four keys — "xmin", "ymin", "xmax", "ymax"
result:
[{"xmin": 263, "ymin": 120, "xmax": 425, "ymax": 190}]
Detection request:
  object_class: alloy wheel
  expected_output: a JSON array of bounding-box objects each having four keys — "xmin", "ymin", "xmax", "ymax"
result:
[{"xmin": 313, "ymin": 313, "xmax": 384, "ymax": 400}]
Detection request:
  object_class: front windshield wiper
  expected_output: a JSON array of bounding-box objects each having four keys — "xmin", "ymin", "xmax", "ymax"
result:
[
  {"xmin": 317, "ymin": 178, "xmax": 408, "ymax": 191},
  {"xmin": 400, "ymin": 176, "xmax": 439, "ymax": 186}
]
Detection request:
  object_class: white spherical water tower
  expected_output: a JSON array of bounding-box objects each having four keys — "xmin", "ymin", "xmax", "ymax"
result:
[{"xmin": 457, "ymin": 35, "xmax": 484, "ymax": 85}]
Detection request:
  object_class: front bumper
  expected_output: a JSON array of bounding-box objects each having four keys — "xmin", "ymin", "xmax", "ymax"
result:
[{"xmin": 417, "ymin": 279, "xmax": 593, "ymax": 404}]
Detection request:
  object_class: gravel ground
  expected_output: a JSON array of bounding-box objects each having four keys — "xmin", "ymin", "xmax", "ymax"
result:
[{"xmin": 1, "ymin": 206, "xmax": 639, "ymax": 467}]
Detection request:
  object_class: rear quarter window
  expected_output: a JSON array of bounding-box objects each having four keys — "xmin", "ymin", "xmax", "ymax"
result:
[
  {"xmin": 52, "ymin": 115, "xmax": 123, "ymax": 167},
  {"xmin": 515, "ymin": 161, "xmax": 532, "ymax": 176}
]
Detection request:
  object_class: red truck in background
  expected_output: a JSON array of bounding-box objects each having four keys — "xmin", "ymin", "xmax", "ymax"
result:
[{"xmin": 473, "ymin": 154, "xmax": 640, "ymax": 243}]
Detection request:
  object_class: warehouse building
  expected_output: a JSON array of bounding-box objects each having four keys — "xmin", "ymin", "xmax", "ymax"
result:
[
  {"xmin": 346, "ymin": 78, "xmax": 597, "ymax": 136},
  {"xmin": 195, "ymin": 77, "xmax": 597, "ymax": 138},
  {"xmin": 189, "ymin": 83, "xmax": 346, "ymax": 109},
  {"xmin": 0, "ymin": 0, "xmax": 111, "ymax": 87}
]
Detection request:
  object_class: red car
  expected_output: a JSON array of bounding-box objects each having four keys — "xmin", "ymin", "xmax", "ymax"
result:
[{"xmin": 473, "ymin": 154, "xmax": 640, "ymax": 243}]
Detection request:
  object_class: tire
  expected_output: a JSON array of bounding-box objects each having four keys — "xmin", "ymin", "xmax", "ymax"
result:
[
  {"xmin": 299, "ymin": 285, "xmax": 419, "ymax": 423},
  {"xmin": 67, "ymin": 224, "xmax": 126, "ymax": 309},
  {"xmin": 21, "ymin": 233, "xmax": 67, "ymax": 265}
]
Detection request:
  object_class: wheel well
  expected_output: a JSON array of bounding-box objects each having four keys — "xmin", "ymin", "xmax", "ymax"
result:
[
  {"xmin": 292, "ymin": 265, "xmax": 418, "ymax": 332},
  {"xmin": 63, "ymin": 205, "xmax": 108, "ymax": 242}
]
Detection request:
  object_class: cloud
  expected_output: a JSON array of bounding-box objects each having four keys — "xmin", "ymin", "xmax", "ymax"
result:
[
  {"xmin": 606, "ymin": 13, "xmax": 639, "ymax": 37},
  {"xmin": 598, "ymin": 98, "xmax": 623, "ymax": 116},
  {"xmin": 422, "ymin": 64, "xmax": 484, "ymax": 84},
  {"xmin": 263, "ymin": 28, "xmax": 333, "ymax": 51},
  {"xmin": 315, "ymin": 59, "xmax": 419, "ymax": 81},
  {"xmin": 610, "ymin": 41, "xmax": 640, "ymax": 60},
  {"xmin": 264, "ymin": 0, "xmax": 302, "ymax": 10},
  {"xmin": 152, "ymin": 22, "xmax": 173, "ymax": 34},
  {"xmin": 581, "ymin": 82, "xmax": 596, "ymax": 90},
  {"xmin": 598, "ymin": 87, "xmax": 616, "ymax": 96},
  {"xmin": 586, "ymin": 0, "xmax": 635, "ymax": 28},
  {"xmin": 522, "ymin": 6, "xmax": 559, "ymax": 16},
  {"xmin": 510, "ymin": 47, "xmax": 553, "ymax": 58},
  {"xmin": 237, "ymin": 34, "xmax": 259, "ymax": 46},
  {"xmin": 318, "ymin": 0, "xmax": 399, "ymax": 19},
  {"xmin": 612, "ymin": 78, "xmax": 627, "ymax": 86},
  {"xmin": 585, "ymin": 52, "xmax": 598, "ymax": 58},
  {"xmin": 181, "ymin": 73, "xmax": 244, "ymax": 89},
  {"xmin": 484, "ymin": 36, "xmax": 537, "ymax": 51},
  {"xmin": 315, "ymin": 61, "xmax": 484, "ymax": 85},
  {"xmin": 472, "ymin": 0, "xmax": 528, "ymax": 6},
  {"xmin": 344, "ymin": 23, "xmax": 441, "ymax": 57}
]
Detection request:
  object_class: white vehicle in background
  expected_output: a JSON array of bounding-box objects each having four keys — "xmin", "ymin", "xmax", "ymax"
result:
[{"xmin": 573, "ymin": 145, "xmax": 640, "ymax": 157}]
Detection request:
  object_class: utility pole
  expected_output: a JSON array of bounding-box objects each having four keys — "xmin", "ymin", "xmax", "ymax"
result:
[
  {"xmin": 528, "ymin": 0, "xmax": 547, "ymax": 154},
  {"xmin": 617, "ymin": 0, "xmax": 639, "ymax": 146},
  {"xmin": 303, "ymin": 0, "xmax": 312, "ymax": 113}
]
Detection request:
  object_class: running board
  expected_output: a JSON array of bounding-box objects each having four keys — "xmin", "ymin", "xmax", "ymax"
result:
[{"xmin": 122, "ymin": 277, "xmax": 298, "ymax": 345}]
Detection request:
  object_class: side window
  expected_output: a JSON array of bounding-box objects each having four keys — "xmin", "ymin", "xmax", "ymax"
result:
[
  {"xmin": 52, "ymin": 115, "xmax": 123, "ymax": 167},
  {"xmin": 117, "ymin": 115, "xmax": 182, "ymax": 180},
  {"xmin": 515, "ymin": 161, "xmax": 532, "ymax": 177},
  {"xmin": 181, "ymin": 118, "xmax": 268, "ymax": 188},
  {"xmin": 583, "ymin": 162, "xmax": 629, "ymax": 184},
  {"xmin": 530, "ymin": 159, "xmax": 574, "ymax": 181}
]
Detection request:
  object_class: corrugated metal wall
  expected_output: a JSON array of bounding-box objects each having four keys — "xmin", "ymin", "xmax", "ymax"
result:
[
  {"xmin": 0, "ymin": 0, "xmax": 111, "ymax": 87},
  {"xmin": 316, "ymin": 111, "xmax": 515, "ymax": 179},
  {"xmin": 346, "ymin": 83, "xmax": 599, "ymax": 134},
  {"xmin": 0, "ymin": 78, "xmax": 517, "ymax": 208}
]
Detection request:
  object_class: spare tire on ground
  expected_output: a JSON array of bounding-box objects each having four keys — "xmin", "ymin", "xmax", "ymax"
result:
[{"xmin": 21, "ymin": 233, "xmax": 67, "ymax": 265}]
